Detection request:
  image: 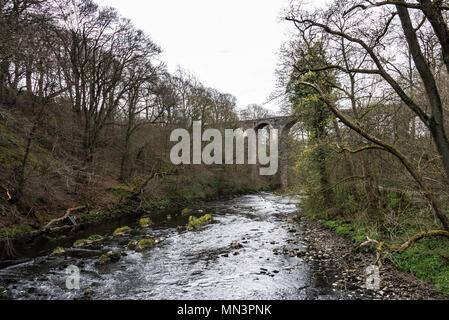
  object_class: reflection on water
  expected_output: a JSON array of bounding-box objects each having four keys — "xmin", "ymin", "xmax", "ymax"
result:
[{"xmin": 0, "ymin": 193, "xmax": 360, "ymax": 300}]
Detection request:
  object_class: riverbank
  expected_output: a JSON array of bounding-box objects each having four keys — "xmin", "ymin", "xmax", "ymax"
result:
[
  {"xmin": 288, "ymin": 212, "xmax": 448, "ymax": 299},
  {"xmin": 0, "ymin": 105, "xmax": 275, "ymax": 242}
]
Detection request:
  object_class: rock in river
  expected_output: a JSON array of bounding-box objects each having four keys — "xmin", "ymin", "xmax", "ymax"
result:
[
  {"xmin": 98, "ymin": 251, "xmax": 121, "ymax": 264},
  {"xmin": 135, "ymin": 238, "xmax": 156, "ymax": 252}
]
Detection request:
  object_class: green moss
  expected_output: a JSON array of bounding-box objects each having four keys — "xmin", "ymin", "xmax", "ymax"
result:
[
  {"xmin": 113, "ymin": 226, "xmax": 132, "ymax": 235},
  {"xmin": 185, "ymin": 195, "xmax": 202, "ymax": 200},
  {"xmin": 187, "ymin": 214, "xmax": 213, "ymax": 230},
  {"xmin": 109, "ymin": 208, "xmax": 123, "ymax": 216},
  {"xmin": 51, "ymin": 246, "xmax": 65, "ymax": 255},
  {"xmin": 139, "ymin": 218, "xmax": 152, "ymax": 227},
  {"xmin": 0, "ymin": 125, "xmax": 22, "ymax": 168},
  {"xmin": 163, "ymin": 175, "xmax": 177, "ymax": 182},
  {"xmin": 73, "ymin": 239, "xmax": 85, "ymax": 246},
  {"xmin": 181, "ymin": 208, "xmax": 193, "ymax": 215},
  {"xmin": 108, "ymin": 185, "xmax": 135, "ymax": 200},
  {"xmin": 150, "ymin": 199, "xmax": 172, "ymax": 206},
  {"xmin": 87, "ymin": 234, "xmax": 103, "ymax": 241},
  {"xmin": 98, "ymin": 250, "xmax": 121, "ymax": 264},
  {"xmin": 80, "ymin": 211, "xmax": 105, "ymax": 221},
  {"xmin": 135, "ymin": 238, "xmax": 155, "ymax": 251},
  {"xmin": 98, "ymin": 254, "xmax": 109, "ymax": 264},
  {"xmin": 0, "ymin": 224, "xmax": 34, "ymax": 237},
  {"xmin": 323, "ymin": 218, "xmax": 449, "ymax": 295},
  {"xmin": 73, "ymin": 234, "xmax": 103, "ymax": 247}
]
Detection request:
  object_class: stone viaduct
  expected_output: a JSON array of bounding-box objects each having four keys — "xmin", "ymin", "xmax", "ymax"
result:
[{"xmin": 240, "ymin": 116, "xmax": 297, "ymax": 188}]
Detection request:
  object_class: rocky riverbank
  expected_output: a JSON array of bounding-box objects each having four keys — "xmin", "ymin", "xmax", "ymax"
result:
[{"xmin": 286, "ymin": 212, "xmax": 447, "ymax": 300}]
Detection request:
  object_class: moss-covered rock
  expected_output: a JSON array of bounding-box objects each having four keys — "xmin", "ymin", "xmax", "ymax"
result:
[
  {"xmin": 73, "ymin": 235, "xmax": 103, "ymax": 247},
  {"xmin": 127, "ymin": 240, "xmax": 138, "ymax": 250},
  {"xmin": 51, "ymin": 246, "xmax": 65, "ymax": 255},
  {"xmin": 98, "ymin": 254, "xmax": 108, "ymax": 264},
  {"xmin": 231, "ymin": 242, "xmax": 243, "ymax": 249},
  {"xmin": 139, "ymin": 218, "xmax": 152, "ymax": 227},
  {"xmin": 84, "ymin": 288, "xmax": 93, "ymax": 298},
  {"xmin": 181, "ymin": 208, "xmax": 193, "ymax": 216},
  {"xmin": 98, "ymin": 250, "xmax": 121, "ymax": 264},
  {"xmin": 113, "ymin": 226, "xmax": 132, "ymax": 236},
  {"xmin": 0, "ymin": 286, "xmax": 5, "ymax": 294},
  {"xmin": 135, "ymin": 238, "xmax": 155, "ymax": 252},
  {"xmin": 187, "ymin": 214, "xmax": 213, "ymax": 230}
]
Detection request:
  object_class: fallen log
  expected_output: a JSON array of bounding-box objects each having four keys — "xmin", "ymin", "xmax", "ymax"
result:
[
  {"xmin": 43, "ymin": 205, "xmax": 87, "ymax": 230},
  {"xmin": 357, "ymin": 230, "xmax": 449, "ymax": 267}
]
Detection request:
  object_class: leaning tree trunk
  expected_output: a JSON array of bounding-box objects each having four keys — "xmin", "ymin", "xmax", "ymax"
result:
[{"xmin": 299, "ymin": 81, "xmax": 449, "ymax": 231}]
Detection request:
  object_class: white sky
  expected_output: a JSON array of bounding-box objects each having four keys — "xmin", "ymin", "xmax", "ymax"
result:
[{"xmin": 95, "ymin": 0, "xmax": 326, "ymax": 113}]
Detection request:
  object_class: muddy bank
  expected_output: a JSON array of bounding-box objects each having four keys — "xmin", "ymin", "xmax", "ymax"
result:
[{"xmin": 288, "ymin": 213, "xmax": 447, "ymax": 300}]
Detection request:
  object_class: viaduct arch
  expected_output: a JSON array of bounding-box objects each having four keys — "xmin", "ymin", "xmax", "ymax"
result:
[{"xmin": 240, "ymin": 116, "xmax": 297, "ymax": 188}]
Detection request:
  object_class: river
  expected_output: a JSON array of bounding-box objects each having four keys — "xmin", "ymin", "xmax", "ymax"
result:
[{"xmin": 0, "ymin": 192, "xmax": 362, "ymax": 300}]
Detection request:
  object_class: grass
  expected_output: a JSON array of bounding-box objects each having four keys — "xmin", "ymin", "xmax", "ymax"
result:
[
  {"xmin": 185, "ymin": 194, "xmax": 203, "ymax": 201},
  {"xmin": 108, "ymin": 185, "xmax": 136, "ymax": 202},
  {"xmin": 150, "ymin": 199, "xmax": 172, "ymax": 206},
  {"xmin": 80, "ymin": 211, "xmax": 105, "ymax": 221},
  {"xmin": 73, "ymin": 234, "xmax": 103, "ymax": 246},
  {"xmin": 0, "ymin": 224, "xmax": 34, "ymax": 237},
  {"xmin": 391, "ymin": 237, "xmax": 449, "ymax": 295},
  {"xmin": 322, "ymin": 220, "xmax": 379, "ymax": 245}
]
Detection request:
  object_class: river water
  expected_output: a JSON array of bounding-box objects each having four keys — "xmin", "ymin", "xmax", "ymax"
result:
[{"xmin": 0, "ymin": 193, "xmax": 360, "ymax": 300}]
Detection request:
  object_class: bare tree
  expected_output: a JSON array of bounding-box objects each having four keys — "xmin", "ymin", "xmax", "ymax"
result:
[
  {"xmin": 239, "ymin": 104, "xmax": 274, "ymax": 120},
  {"xmin": 285, "ymin": 0, "xmax": 449, "ymax": 183}
]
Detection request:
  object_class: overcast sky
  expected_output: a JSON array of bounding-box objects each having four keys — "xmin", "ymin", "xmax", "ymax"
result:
[{"xmin": 95, "ymin": 0, "xmax": 324, "ymax": 113}]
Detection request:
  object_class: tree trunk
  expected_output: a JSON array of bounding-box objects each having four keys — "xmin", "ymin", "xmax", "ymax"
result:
[{"xmin": 299, "ymin": 81, "xmax": 449, "ymax": 231}]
